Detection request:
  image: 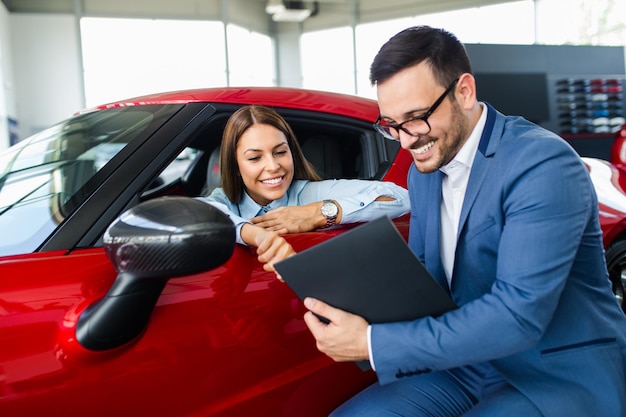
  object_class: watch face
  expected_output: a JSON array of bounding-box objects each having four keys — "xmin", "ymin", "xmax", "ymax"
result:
[{"xmin": 322, "ymin": 201, "xmax": 338, "ymax": 218}]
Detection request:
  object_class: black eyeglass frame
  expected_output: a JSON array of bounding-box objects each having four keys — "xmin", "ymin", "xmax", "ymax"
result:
[{"xmin": 374, "ymin": 78, "xmax": 460, "ymax": 141}]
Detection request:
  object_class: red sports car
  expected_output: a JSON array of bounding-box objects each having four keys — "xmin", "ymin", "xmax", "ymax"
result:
[{"xmin": 0, "ymin": 87, "xmax": 622, "ymax": 416}]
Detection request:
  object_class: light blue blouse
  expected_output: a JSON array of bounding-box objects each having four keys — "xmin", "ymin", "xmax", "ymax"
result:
[{"xmin": 199, "ymin": 179, "xmax": 410, "ymax": 245}]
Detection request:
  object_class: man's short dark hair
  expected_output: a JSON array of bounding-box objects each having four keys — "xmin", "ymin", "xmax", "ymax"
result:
[{"xmin": 369, "ymin": 25, "xmax": 473, "ymax": 89}]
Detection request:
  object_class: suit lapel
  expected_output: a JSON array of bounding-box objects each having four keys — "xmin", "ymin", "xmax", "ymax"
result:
[
  {"xmin": 457, "ymin": 104, "xmax": 499, "ymax": 238},
  {"xmin": 423, "ymin": 104, "xmax": 502, "ymax": 292},
  {"xmin": 424, "ymin": 170, "xmax": 449, "ymax": 291}
]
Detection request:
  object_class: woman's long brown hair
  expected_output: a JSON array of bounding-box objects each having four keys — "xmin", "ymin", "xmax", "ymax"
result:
[{"xmin": 220, "ymin": 104, "xmax": 321, "ymax": 203}]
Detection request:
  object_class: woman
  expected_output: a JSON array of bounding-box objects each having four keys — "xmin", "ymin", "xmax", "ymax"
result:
[{"xmin": 201, "ymin": 105, "xmax": 410, "ymax": 272}]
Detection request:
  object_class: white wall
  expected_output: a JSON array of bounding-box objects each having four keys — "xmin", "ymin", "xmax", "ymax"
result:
[{"xmin": 9, "ymin": 13, "xmax": 83, "ymax": 141}]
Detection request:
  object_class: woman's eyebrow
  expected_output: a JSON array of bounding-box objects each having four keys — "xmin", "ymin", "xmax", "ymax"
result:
[
  {"xmin": 242, "ymin": 141, "xmax": 288, "ymax": 154},
  {"xmin": 273, "ymin": 141, "xmax": 289, "ymax": 150},
  {"xmin": 242, "ymin": 147, "xmax": 261, "ymax": 154}
]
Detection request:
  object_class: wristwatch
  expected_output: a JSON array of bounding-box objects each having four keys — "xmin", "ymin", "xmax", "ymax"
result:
[{"xmin": 320, "ymin": 200, "xmax": 338, "ymax": 228}]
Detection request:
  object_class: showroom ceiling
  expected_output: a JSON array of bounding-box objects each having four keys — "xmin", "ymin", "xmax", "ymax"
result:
[{"xmin": 1, "ymin": 0, "xmax": 514, "ymax": 15}]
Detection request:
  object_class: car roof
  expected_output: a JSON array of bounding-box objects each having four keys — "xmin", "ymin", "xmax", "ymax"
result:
[{"xmin": 91, "ymin": 87, "xmax": 380, "ymax": 122}]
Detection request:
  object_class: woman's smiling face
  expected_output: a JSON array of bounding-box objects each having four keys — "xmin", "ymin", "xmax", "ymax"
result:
[{"xmin": 236, "ymin": 123, "xmax": 295, "ymax": 206}]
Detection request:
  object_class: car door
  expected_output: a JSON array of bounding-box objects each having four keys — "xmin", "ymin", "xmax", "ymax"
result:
[{"xmin": 0, "ymin": 242, "xmax": 376, "ymax": 416}]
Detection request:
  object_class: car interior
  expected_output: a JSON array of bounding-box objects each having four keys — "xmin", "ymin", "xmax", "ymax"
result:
[{"xmin": 152, "ymin": 106, "xmax": 402, "ymax": 200}]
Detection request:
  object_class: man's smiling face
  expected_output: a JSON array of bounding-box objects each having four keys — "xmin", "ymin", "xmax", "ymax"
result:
[{"xmin": 376, "ymin": 62, "xmax": 471, "ymax": 173}]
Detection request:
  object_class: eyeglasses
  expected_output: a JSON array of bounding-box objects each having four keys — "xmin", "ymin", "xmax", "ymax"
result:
[{"xmin": 374, "ymin": 78, "xmax": 459, "ymax": 141}]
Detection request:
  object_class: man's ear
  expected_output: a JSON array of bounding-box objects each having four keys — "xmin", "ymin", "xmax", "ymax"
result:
[{"xmin": 456, "ymin": 73, "xmax": 478, "ymax": 110}]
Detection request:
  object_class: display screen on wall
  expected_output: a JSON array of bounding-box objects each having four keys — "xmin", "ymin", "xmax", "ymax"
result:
[{"xmin": 474, "ymin": 72, "xmax": 549, "ymax": 124}]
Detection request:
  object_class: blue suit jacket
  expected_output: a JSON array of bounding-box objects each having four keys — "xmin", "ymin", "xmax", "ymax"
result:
[{"xmin": 371, "ymin": 104, "xmax": 626, "ymax": 416}]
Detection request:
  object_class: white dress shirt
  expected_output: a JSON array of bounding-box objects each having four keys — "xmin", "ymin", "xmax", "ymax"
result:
[{"xmin": 439, "ymin": 103, "xmax": 486, "ymax": 286}]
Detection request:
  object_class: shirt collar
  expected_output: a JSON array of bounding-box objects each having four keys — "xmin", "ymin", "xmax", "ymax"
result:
[
  {"xmin": 239, "ymin": 191, "xmax": 290, "ymax": 219},
  {"xmin": 440, "ymin": 102, "xmax": 487, "ymax": 175}
]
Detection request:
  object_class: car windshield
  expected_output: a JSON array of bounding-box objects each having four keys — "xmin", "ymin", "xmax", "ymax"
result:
[{"xmin": 0, "ymin": 107, "xmax": 158, "ymax": 256}]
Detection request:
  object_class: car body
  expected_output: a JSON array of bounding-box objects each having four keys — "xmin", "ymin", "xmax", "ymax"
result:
[
  {"xmin": 0, "ymin": 87, "xmax": 623, "ymax": 416},
  {"xmin": 610, "ymin": 122, "xmax": 626, "ymax": 166},
  {"xmin": 604, "ymin": 121, "xmax": 626, "ymax": 310}
]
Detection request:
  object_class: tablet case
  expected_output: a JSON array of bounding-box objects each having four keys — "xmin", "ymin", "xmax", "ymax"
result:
[{"xmin": 275, "ymin": 216, "xmax": 457, "ymax": 369}]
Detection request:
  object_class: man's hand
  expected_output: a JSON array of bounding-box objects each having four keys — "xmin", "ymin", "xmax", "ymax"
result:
[
  {"xmin": 302, "ymin": 297, "xmax": 370, "ymax": 362},
  {"xmin": 251, "ymin": 203, "xmax": 328, "ymax": 233}
]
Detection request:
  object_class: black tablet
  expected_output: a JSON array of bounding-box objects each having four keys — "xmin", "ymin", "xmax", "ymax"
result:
[{"xmin": 275, "ymin": 216, "xmax": 456, "ymax": 325}]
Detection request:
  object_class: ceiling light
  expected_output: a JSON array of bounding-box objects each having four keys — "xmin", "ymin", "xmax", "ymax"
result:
[
  {"xmin": 265, "ymin": 0, "xmax": 286, "ymax": 14},
  {"xmin": 266, "ymin": 0, "xmax": 317, "ymax": 22},
  {"xmin": 272, "ymin": 8, "xmax": 312, "ymax": 22}
]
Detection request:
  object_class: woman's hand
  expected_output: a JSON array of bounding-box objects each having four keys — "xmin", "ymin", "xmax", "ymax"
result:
[
  {"xmin": 242, "ymin": 225, "xmax": 296, "ymax": 278},
  {"xmin": 251, "ymin": 202, "xmax": 337, "ymax": 233}
]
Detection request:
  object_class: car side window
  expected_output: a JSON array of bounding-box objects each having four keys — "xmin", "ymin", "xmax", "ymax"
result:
[
  {"xmin": 0, "ymin": 107, "xmax": 164, "ymax": 257},
  {"xmin": 292, "ymin": 122, "xmax": 398, "ymax": 181}
]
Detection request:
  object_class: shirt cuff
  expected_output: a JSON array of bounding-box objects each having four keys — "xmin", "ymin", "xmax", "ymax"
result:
[
  {"xmin": 367, "ymin": 324, "xmax": 376, "ymax": 371},
  {"xmin": 235, "ymin": 222, "xmax": 246, "ymax": 245}
]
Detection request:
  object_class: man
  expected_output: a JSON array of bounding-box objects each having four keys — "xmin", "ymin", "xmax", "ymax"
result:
[{"xmin": 302, "ymin": 26, "xmax": 626, "ymax": 416}]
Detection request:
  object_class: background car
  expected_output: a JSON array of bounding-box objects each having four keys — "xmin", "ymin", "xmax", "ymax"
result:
[
  {"xmin": 0, "ymin": 87, "xmax": 623, "ymax": 416},
  {"xmin": 605, "ymin": 121, "xmax": 626, "ymax": 310}
]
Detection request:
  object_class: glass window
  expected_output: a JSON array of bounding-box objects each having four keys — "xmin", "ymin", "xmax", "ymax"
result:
[
  {"xmin": 227, "ymin": 24, "xmax": 275, "ymax": 86},
  {"xmin": 301, "ymin": 27, "xmax": 355, "ymax": 95},
  {"xmin": 80, "ymin": 18, "xmax": 226, "ymax": 107},
  {"xmin": 352, "ymin": 2, "xmax": 535, "ymax": 99},
  {"xmin": 535, "ymin": 0, "xmax": 626, "ymax": 45},
  {"xmin": 355, "ymin": 17, "xmax": 416, "ymax": 99},
  {"xmin": 413, "ymin": 1, "xmax": 535, "ymax": 45}
]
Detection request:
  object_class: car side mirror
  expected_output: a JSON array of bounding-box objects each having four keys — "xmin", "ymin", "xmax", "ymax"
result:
[{"xmin": 76, "ymin": 197, "xmax": 235, "ymax": 351}]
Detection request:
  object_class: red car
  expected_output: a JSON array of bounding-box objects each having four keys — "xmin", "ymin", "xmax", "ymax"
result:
[
  {"xmin": 0, "ymin": 87, "xmax": 622, "ymax": 416},
  {"xmin": 606, "ymin": 121, "xmax": 626, "ymax": 309}
]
